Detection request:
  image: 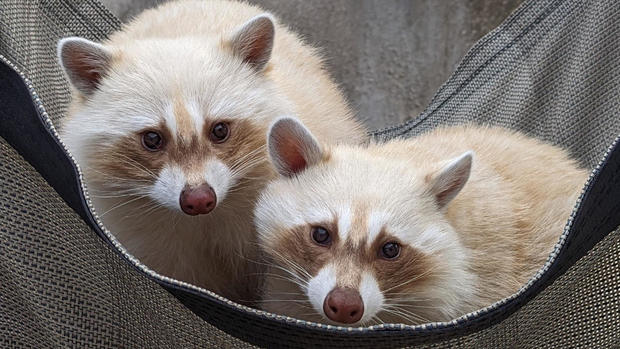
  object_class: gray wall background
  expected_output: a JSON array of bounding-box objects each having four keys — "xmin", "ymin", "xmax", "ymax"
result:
[{"xmin": 100, "ymin": 0, "xmax": 523, "ymax": 130}]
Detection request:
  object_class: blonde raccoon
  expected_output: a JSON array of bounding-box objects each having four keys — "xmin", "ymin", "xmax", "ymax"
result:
[
  {"xmin": 57, "ymin": 0, "xmax": 366, "ymax": 304},
  {"xmin": 256, "ymin": 118, "xmax": 587, "ymax": 325}
]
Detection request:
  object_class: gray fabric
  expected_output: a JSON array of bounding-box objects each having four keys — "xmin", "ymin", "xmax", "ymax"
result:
[
  {"xmin": 0, "ymin": 0, "xmax": 120, "ymax": 126},
  {"xmin": 0, "ymin": 138, "xmax": 255, "ymax": 348},
  {"xmin": 373, "ymin": 0, "xmax": 620, "ymax": 170},
  {"xmin": 1, "ymin": 0, "xmax": 619, "ymax": 347}
]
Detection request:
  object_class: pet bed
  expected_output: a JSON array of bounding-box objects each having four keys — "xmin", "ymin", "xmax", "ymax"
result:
[{"xmin": 1, "ymin": 0, "xmax": 619, "ymax": 347}]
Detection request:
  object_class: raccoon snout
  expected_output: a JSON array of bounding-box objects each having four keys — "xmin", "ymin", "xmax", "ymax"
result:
[
  {"xmin": 179, "ymin": 184, "xmax": 216, "ymax": 215},
  {"xmin": 323, "ymin": 287, "xmax": 364, "ymax": 324}
]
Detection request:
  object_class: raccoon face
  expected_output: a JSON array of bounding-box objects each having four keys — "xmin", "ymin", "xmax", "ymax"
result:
[
  {"xmin": 58, "ymin": 15, "xmax": 286, "ymax": 217},
  {"xmin": 261, "ymin": 214, "xmax": 438, "ymax": 325},
  {"xmin": 255, "ymin": 118, "xmax": 475, "ymax": 325}
]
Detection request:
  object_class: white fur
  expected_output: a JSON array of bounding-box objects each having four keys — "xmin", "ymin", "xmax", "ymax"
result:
[
  {"xmin": 150, "ymin": 165, "xmax": 186, "ymax": 212},
  {"xmin": 301, "ymin": 203, "xmax": 332, "ymax": 226},
  {"xmin": 307, "ymin": 265, "xmax": 337, "ymax": 318},
  {"xmin": 203, "ymin": 159, "xmax": 233, "ymax": 204},
  {"xmin": 163, "ymin": 102, "xmax": 178, "ymax": 141},
  {"xmin": 336, "ymin": 204, "xmax": 352, "ymax": 241},
  {"xmin": 359, "ymin": 272, "xmax": 384, "ymax": 324},
  {"xmin": 367, "ymin": 210, "xmax": 388, "ymax": 247},
  {"xmin": 186, "ymin": 99, "xmax": 205, "ymax": 136},
  {"xmin": 407, "ymin": 224, "xmax": 451, "ymax": 254}
]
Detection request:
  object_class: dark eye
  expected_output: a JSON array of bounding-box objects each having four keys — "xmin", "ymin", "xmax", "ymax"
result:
[
  {"xmin": 311, "ymin": 226, "xmax": 331, "ymax": 246},
  {"xmin": 142, "ymin": 131, "xmax": 163, "ymax": 151},
  {"xmin": 381, "ymin": 242, "xmax": 400, "ymax": 259},
  {"xmin": 210, "ymin": 122, "xmax": 230, "ymax": 143}
]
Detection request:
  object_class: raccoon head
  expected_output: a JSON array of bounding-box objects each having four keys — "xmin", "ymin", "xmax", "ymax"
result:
[
  {"xmin": 57, "ymin": 15, "xmax": 285, "ymax": 218},
  {"xmin": 255, "ymin": 117, "xmax": 477, "ymax": 326}
]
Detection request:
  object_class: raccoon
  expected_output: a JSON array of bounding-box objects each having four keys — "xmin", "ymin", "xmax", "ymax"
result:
[
  {"xmin": 255, "ymin": 118, "xmax": 587, "ymax": 325},
  {"xmin": 57, "ymin": 0, "xmax": 366, "ymax": 304}
]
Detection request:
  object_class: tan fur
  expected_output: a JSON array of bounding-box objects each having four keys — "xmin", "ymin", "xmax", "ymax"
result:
[
  {"xmin": 256, "ymin": 125, "xmax": 589, "ymax": 324},
  {"xmin": 59, "ymin": 0, "xmax": 366, "ymax": 304}
]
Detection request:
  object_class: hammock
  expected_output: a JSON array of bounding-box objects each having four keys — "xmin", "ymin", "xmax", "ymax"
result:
[{"xmin": 0, "ymin": 0, "xmax": 619, "ymax": 347}]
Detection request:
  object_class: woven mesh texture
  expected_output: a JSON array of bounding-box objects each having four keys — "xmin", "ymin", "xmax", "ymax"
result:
[
  {"xmin": 0, "ymin": 138, "xmax": 256, "ymax": 348},
  {"xmin": 374, "ymin": 0, "xmax": 620, "ymax": 169},
  {"xmin": 0, "ymin": 0, "xmax": 119, "ymax": 126},
  {"xmin": 1, "ymin": 0, "xmax": 619, "ymax": 347}
]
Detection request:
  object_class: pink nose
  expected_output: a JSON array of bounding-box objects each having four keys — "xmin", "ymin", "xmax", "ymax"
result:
[
  {"xmin": 323, "ymin": 287, "xmax": 364, "ymax": 324},
  {"xmin": 179, "ymin": 184, "xmax": 216, "ymax": 215}
]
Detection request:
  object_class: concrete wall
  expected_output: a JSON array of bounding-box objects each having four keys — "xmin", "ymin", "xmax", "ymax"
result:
[{"xmin": 100, "ymin": 0, "xmax": 523, "ymax": 130}]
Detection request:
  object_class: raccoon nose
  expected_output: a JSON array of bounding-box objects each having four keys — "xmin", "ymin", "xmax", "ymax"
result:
[
  {"xmin": 179, "ymin": 184, "xmax": 217, "ymax": 215},
  {"xmin": 323, "ymin": 287, "xmax": 364, "ymax": 324}
]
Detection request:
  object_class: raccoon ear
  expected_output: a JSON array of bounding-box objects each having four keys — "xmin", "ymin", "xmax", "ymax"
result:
[
  {"xmin": 427, "ymin": 151, "xmax": 473, "ymax": 208},
  {"xmin": 268, "ymin": 117, "xmax": 323, "ymax": 177},
  {"xmin": 57, "ymin": 37, "xmax": 112, "ymax": 96},
  {"xmin": 229, "ymin": 14, "xmax": 275, "ymax": 71}
]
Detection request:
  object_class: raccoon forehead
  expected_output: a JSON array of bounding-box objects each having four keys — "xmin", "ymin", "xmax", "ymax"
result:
[{"xmin": 255, "ymin": 179, "xmax": 450, "ymax": 255}]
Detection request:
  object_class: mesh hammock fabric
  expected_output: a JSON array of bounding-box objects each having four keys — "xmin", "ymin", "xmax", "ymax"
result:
[{"xmin": 1, "ymin": 0, "xmax": 619, "ymax": 347}]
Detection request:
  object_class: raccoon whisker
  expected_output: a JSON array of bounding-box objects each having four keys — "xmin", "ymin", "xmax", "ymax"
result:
[
  {"xmin": 88, "ymin": 179, "xmax": 153, "ymax": 190},
  {"xmin": 95, "ymin": 180, "xmax": 153, "ymax": 187},
  {"xmin": 219, "ymin": 194, "xmax": 257, "ymax": 207},
  {"xmin": 81, "ymin": 164, "xmax": 130, "ymax": 178},
  {"xmin": 371, "ymin": 314, "xmax": 386, "ymax": 325},
  {"xmin": 384, "ymin": 292, "xmax": 435, "ymax": 297},
  {"xmin": 88, "ymin": 176, "xmax": 154, "ymax": 190},
  {"xmin": 262, "ymin": 271, "xmax": 309, "ymax": 288},
  {"xmin": 135, "ymin": 203, "xmax": 168, "ymax": 217},
  {"xmin": 114, "ymin": 200, "xmax": 166, "ymax": 220},
  {"xmin": 230, "ymin": 157, "xmax": 267, "ymax": 174},
  {"xmin": 232, "ymin": 172, "xmax": 268, "ymax": 185},
  {"xmin": 257, "ymin": 299, "xmax": 311, "ymax": 303},
  {"xmin": 235, "ymin": 175, "xmax": 267, "ymax": 182},
  {"xmin": 107, "ymin": 152, "xmax": 158, "ymax": 179},
  {"xmin": 383, "ymin": 305, "xmax": 432, "ymax": 324},
  {"xmin": 236, "ymin": 251, "xmax": 309, "ymax": 280},
  {"xmin": 269, "ymin": 257, "xmax": 311, "ymax": 280},
  {"xmin": 102, "ymin": 158, "xmax": 155, "ymax": 180},
  {"xmin": 393, "ymin": 312, "xmax": 424, "ymax": 325},
  {"xmin": 383, "ymin": 308, "xmax": 425, "ymax": 325},
  {"xmin": 84, "ymin": 167, "xmax": 154, "ymax": 182},
  {"xmin": 230, "ymin": 154, "xmax": 268, "ymax": 174},
  {"xmin": 383, "ymin": 296, "xmax": 434, "ymax": 302},
  {"xmin": 229, "ymin": 154, "xmax": 267, "ymax": 175},
  {"xmin": 90, "ymin": 188, "xmax": 152, "ymax": 198},
  {"xmin": 229, "ymin": 145, "xmax": 267, "ymax": 169},
  {"xmin": 384, "ymin": 302, "xmax": 439, "ymax": 310},
  {"xmin": 264, "ymin": 248, "xmax": 313, "ymax": 279},
  {"xmin": 265, "ymin": 291, "xmax": 306, "ymax": 296},
  {"xmin": 243, "ymin": 243, "xmax": 311, "ymax": 280},
  {"xmin": 233, "ymin": 154, "xmax": 268, "ymax": 169},
  {"xmin": 226, "ymin": 182, "xmax": 262, "ymax": 195},
  {"xmin": 99, "ymin": 195, "xmax": 150, "ymax": 217},
  {"xmin": 381, "ymin": 269, "xmax": 435, "ymax": 294},
  {"xmin": 230, "ymin": 162, "xmax": 269, "ymax": 180},
  {"xmin": 260, "ymin": 273, "xmax": 309, "ymax": 291},
  {"xmin": 242, "ymin": 299, "xmax": 312, "ymax": 307},
  {"xmin": 290, "ymin": 303, "xmax": 315, "ymax": 312},
  {"xmin": 241, "ymin": 256, "xmax": 310, "ymax": 287}
]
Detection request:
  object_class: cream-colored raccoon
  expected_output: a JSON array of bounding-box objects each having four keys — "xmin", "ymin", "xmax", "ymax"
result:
[
  {"xmin": 255, "ymin": 118, "xmax": 588, "ymax": 325},
  {"xmin": 56, "ymin": 0, "xmax": 366, "ymax": 304}
]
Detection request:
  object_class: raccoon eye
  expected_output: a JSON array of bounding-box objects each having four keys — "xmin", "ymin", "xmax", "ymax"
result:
[
  {"xmin": 142, "ymin": 131, "xmax": 163, "ymax": 151},
  {"xmin": 381, "ymin": 242, "xmax": 400, "ymax": 259},
  {"xmin": 311, "ymin": 226, "xmax": 331, "ymax": 246},
  {"xmin": 210, "ymin": 122, "xmax": 230, "ymax": 143}
]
